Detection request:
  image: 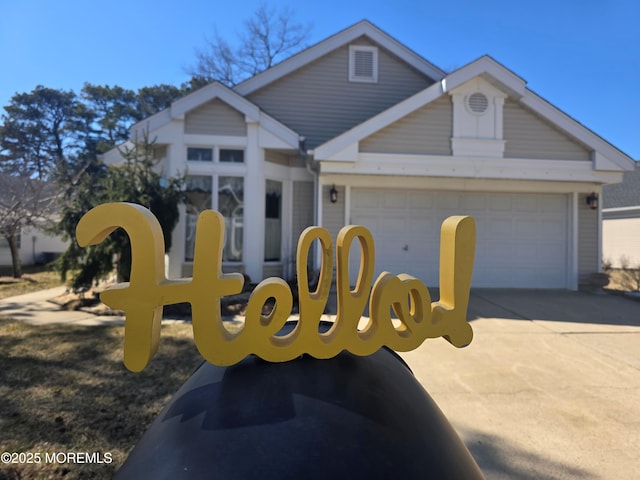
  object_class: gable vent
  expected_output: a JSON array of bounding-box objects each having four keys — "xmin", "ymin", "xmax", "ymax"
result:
[
  {"xmin": 466, "ymin": 92, "xmax": 489, "ymax": 114},
  {"xmin": 349, "ymin": 46, "xmax": 378, "ymax": 83}
]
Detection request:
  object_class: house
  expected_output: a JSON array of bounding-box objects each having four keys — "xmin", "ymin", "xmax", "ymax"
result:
[
  {"xmin": 0, "ymin": 226, "xmax": 66, "ymax": 268},
  {"xmin": 106, "ymin": 20, "xmax": 634, "ymax": 290},
  {"xmin": 0, "ymin": 175, "xmax": 67, "ymax": 269},
  {"xmin": 603, "ymin": 161, "xmax": 640, "ymax": 268}
]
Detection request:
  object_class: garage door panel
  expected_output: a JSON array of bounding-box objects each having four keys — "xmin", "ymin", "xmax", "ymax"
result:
[
  {"xmin": 514, "ymin": 196, "xmax": 539, "ymax": 212},
  {"xmin": 350, "ymin": 189, "xmax": 568, "ymax": 288},
  {"xmin": 377, "ymin": 216, "xmax": 405, "ymax": 231},
  {"xmin": 461, "ymin": 194, "xmax": 488, "ymax": 211},
  {"xmin": 409, "ymin": 192, "xmax": 434, "ymax": 209},
  {"xmin": 488, "ymin": 195, "xmax": 513, "ymax": 211},
  {"xmin": 514, "ymin": 220, "xmax": 539, "ymax": 236},
  {"xmin": 381, "ymin": 192, "xmax": 407, "ymax": 209},
  {"xmin": 539, "ymin": 196, "xmax": 566, "ymax": 212},
  {"xmin": 435, "ymin": 192, "xmax": 459, "ymax": 209},
  {"xmin": 541, "ymin": 220, "xmax": 566, "ymax": 236},
  {"xmin": 482, "ymin": 218, "xmax": 512, "ymax": 236},
  {"xmin": 352, "ymin": 191, "xmax": 380, "ymax": 208}
]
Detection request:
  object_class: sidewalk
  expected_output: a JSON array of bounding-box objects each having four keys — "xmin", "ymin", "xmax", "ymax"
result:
[{"xmin": 0, "ymin": 286, "xmax": 128, "ymax": 326}]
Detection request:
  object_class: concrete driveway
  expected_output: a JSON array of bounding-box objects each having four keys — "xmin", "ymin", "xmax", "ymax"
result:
[
  {"xmin": 1, "ymin": 287, "xmax": 638, "ymax": 478},
  {"xmin": 400, "ymin": 289, "xmax": 640, "ymax": 480}
]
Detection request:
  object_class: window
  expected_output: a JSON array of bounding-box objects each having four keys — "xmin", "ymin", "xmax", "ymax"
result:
[
  {"xmin": 218, "ymin": 176, "xmax": 244, "ymax": 262},
  {"xmin": 184, "ymin": 175, "xmax": 244, "ymax": 262},
  {"xmin": 187, "ymin": 147, "xmax": 244, "ymax": 163},
  {"xmin": 349, "ymin": 46, "xmax": 378, "ymax": 83},
  {"xmin": 0, "ymin": 234, "xmax": 20, "ymax": 249},
  {"xmin": 184, "ymin": 175, "xmax": 213, "ymax": 262},
  {"xmin": 187, "ymin": 147, "xmax": 213, "ymax": 162},
  {"xmin": 220, "ymin": 149, "xmax": 244, "ymax": 163},
  {"xmin": 264, "ymin": 180, "xmax": 282, "ymax": 261}
]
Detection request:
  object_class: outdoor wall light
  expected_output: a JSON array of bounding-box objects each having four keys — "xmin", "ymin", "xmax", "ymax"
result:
[
  {"xmin": 330, "ymin": 185, "xmax": 338, "ymax": 204},
  {"xmin": 585, "ymin": 192, "xmax": 598, "ymax": 210}
]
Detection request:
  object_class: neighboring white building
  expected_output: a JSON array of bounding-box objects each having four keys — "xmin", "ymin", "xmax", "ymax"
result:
[
  {"xmin": 106, "ymin": 20, "xmax": 634, "ymax": 290},
  {"xmin": 603, "ymin": 162, "xmax": 640, "ymax": 268},
  {"xmin": 0, "ymin": 226, "xmax": 67, "ymax": 268}
]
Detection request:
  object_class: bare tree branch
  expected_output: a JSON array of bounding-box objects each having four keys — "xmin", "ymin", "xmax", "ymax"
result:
[{"xmin": 186, "ymin": 3, "xmax": 312, "ymax": 86}]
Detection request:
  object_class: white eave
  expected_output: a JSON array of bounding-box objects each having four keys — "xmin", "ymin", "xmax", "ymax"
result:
[
  {"xmin": 441, "ymin": 55, "xmax": 527, "ymax": 99},
  {"xmin": 129, "ymin": 81, "xmax": 300, "ymax": 150},
  {"xmin": 234, "ymin": 20, "xmax": 446, "ymax": 96},
  {"xmin": 314, "ymin": 81, "xmax": 444, "ymax": 161},
  {"xmin": 314, "ymin": 55, "xmax": 635, "ymax": 173}
]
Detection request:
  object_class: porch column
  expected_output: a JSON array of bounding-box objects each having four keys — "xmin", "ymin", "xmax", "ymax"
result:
[{"xmin": 243, "ymin": 122, "xmax": 264, "ymax": 282}]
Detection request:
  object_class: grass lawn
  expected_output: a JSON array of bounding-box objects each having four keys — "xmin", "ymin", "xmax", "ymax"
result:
[
  {"xmin": 0, "ymin": 265, "xmax": 66, "ymax": 301},
  {"xmin": 0, "ymin": 317, "xmax": 202, "ymax": 479}
]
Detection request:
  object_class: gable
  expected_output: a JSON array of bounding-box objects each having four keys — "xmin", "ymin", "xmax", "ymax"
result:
[
  {"xmin": 184, "ymin": 98, "xmax": 247, "ymax": 136},
  {"xmin": 503, "ymin": 99, "xmax": 591, "ymax": 161},
  {"xmin": 246, "ymin": 36, "xmax": 434, "ymax": 149},
  {"xmin": 360, "ymin": 96, "xmax": 452, "ymax": 155}
]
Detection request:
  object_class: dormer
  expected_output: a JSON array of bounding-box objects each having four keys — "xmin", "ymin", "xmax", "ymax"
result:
[{"xmin": 449, "ymin": 77, "xmax": 508, "ymax": 157}]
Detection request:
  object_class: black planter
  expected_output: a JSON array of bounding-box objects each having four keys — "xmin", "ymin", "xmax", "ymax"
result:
[{"xmin": 117, "ymin": 321, "xmax": 484, "ymax": 479}]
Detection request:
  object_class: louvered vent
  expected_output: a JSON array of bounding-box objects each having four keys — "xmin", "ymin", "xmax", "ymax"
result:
[
  {"xmin": 354, "ymin": 50, "xmax": 374, "ymax": 78},
  {"xmin": 349, "ymin": 46, "xmax": 378, "ymax": 83},
  {"xmin": 466, "ymin": 92, "xmax": 489, "ymax": 114}
]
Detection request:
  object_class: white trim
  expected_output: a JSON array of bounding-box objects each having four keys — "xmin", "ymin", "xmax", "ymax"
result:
[
  {"xmin": 602, "ymin": 206, "xmax": 640, "ymax": 214},
  {"xmin": 128, "ymin": 83, "xmax": 300, "ymax": 152},
  {"xmin": 442, "ymin": 56, "xmax": 526, "ymax": 98},
  {"xmin": 234, "ymin": 20, "xmax": 445, "ymax": 96},
  {"xmin": 571, "ymin": 192, "xmax": 579, "ymax": 290},
  {"xmin": 349, "ymin": 45, "xmax": 378, "ymax": 83},
  {"xmin": 320, "ymin": 153, "xmax": 624, "ymax": 184},
  {"xmin": 170, "ymin": 83, "xmax": 259, "ymax": 122},
  {"xmin": 451, "ymin": 138, "xmax": 505, "ymax": 157},
  {"xmin": 315, "ymin": 179, "xmax": 324, "ymax": 270},
  {"xmin": 520, "ymin": 90, "xmax": 634, "ymax": 171},
  {"xmin": 184, "ymin": 134, "xmax": 247, "ymax": 147},
  {"xmin": 597, "ymin": 187, "xmax": 603, "ymax": 273},
  {"xmin": 317, "ymin": 174, "xmax": 603, "ymax": 194},
  {"xmin": 314, "ymin": 55, "xmax": 635, "ymax": 172},
  {"xmin": 258, "ymin": 112, "xmax": 301, "ymax": 149},
  {"xmin": 344, "ymin": 185, "xmax": 351, "ymax": 225},
  {"xmin": 314, "ymin": 81, "xmax": 444, "ymax": 160}
]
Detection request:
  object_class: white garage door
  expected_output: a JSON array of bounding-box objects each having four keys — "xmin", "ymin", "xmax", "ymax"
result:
[{"xmin": 350, "ymin": 189, "xmax": 569, "ymax": 288}]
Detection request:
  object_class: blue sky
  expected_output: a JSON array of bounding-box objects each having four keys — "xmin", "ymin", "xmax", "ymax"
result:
[{"xmin": 1, "ymin": 0, "xmax": 638, "ymax": 159}]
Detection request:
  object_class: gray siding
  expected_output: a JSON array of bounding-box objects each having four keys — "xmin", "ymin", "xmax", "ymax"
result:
[
  {"xmin": 184, "ymin": 99, "xmax": 247, "ymax": 136},
  {"xmin": 321, "ymin": 185, "xmax": 346, "ymax": 241},
  {"xmin": 263, "ymin": 264, "xmax": 284, "ymax": 278},
  {"xmin": 603, "ymin": 162, "xmax": 640, "ymax": 209},
  {"xmin": 265, "ymin": 150, "xmax": 303, "ymax": 167},
  {"xmin": 292, "ymin": 181, "xmax": 315, "ymax": 260},
  {"xmin": 247, "ymin": 37, "xmax": 434, "ymax": 149},
  {"xmin": 578, "ymin": 194, "xmax": 599, "ymax": 282},
  {"xmin": 360, "ymin": 96, "xmax": 452, "ymax": 155},
  {"xmin": 504, "ymin": 99, "xmax": 591, "ymax": 160}
]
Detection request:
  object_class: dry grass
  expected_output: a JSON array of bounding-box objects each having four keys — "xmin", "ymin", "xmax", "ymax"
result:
[
  {"xmin": 605, "ymin": 269, "xmax": 640, "ymax": 293},
  {"xmin": 0, "ymin": 266, "xmax": 65, "ymax": 301},
  {"xmin": 0, "ymin": 317, "xmax": 202, "ymax": 479}
]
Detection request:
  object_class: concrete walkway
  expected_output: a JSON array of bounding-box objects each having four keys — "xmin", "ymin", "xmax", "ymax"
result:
[
  {"xmin": 401, "ymin": 289, "xmax": 640, "ymax": 479},
  {"xmin": 1, "ymin": 287, "xmax": 639, "ymax": 478},
  {"xmin": 0, "ymin": 286, "xmax": 127, "ymax": 326}
]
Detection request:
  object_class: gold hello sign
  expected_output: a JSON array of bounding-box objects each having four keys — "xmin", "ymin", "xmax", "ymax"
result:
[{"xmin": 76, "ymin": 202, "xmax": 476, "ymax": 372}]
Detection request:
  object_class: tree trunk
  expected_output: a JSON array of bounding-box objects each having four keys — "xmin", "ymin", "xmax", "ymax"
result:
[{"xmin": 6, "ymin": 233, "xmax": 23, "ymax": 278}]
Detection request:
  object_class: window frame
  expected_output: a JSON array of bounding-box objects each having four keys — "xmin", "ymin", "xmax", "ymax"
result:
[
  {"xmin": 186, "ymin": 146, "xmax": 245, "ymax": 164},
  {"xmin": 348, "ymin": 45, "xmax": 379, "ymax": 84},
  {"xmin": 183, "ymin": 174, "xmax": 245, "ymax": 264}
]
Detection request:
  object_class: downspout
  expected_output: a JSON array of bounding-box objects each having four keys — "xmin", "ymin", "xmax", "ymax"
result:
[
  {"xmin": 303, "ymin": 143, "xmax": 322, "ymax": 273},
  {"xmin": 305, "ymin": 150, "xmax": 318, "ymax": 227}
]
